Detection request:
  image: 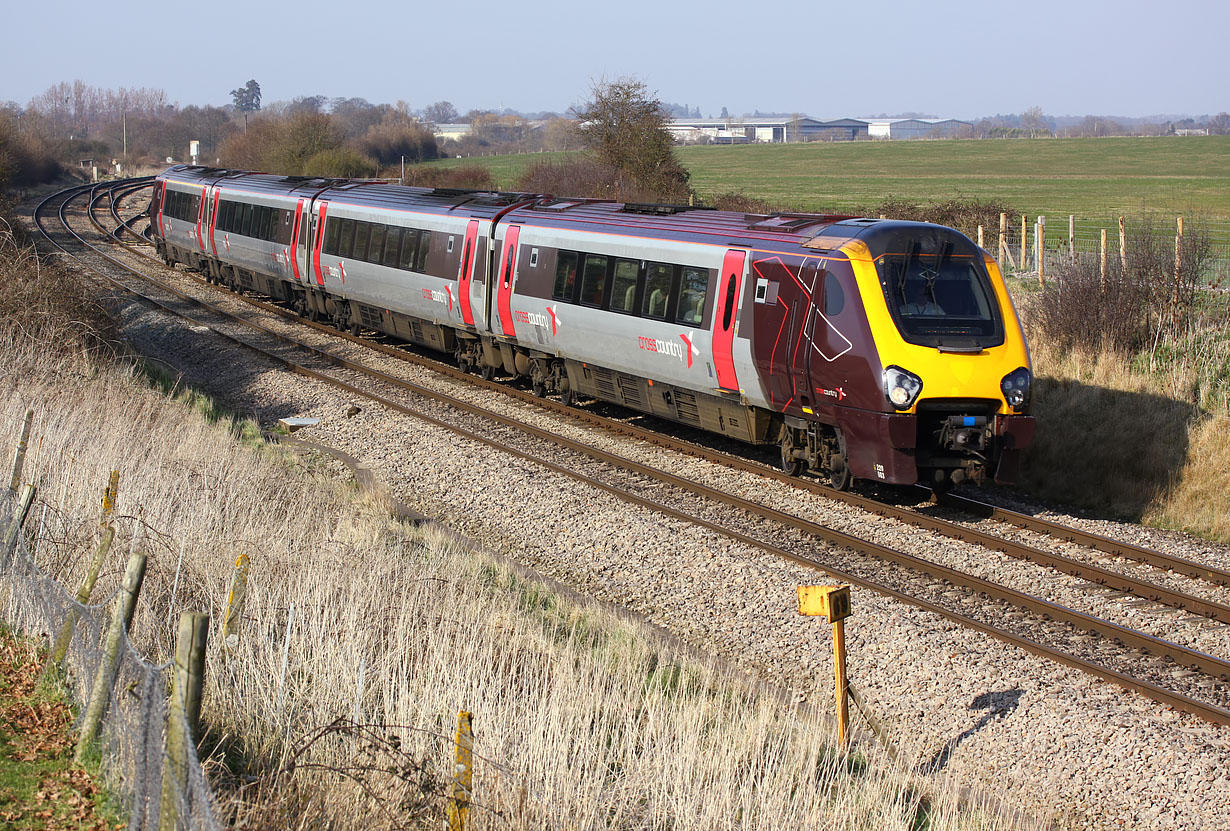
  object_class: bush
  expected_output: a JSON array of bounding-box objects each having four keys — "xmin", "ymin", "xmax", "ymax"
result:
[
  {"xmin": 354, "ymin": 119, "xmax": 438, "ymax": 165},
  {"xmin": 1026, "ymin": 213, "xmax": 1214, "ymax": 353},
  {"xmin": 402, "ymin": 164, "xmax": 496, "ymax": 191},
  {"xmin": 705, "ymin": 191, "xmax": 782, "ymax": 214},
  {"xmin": 302, "ymin": 148, "xmax": 378, "ymax": 178},
  {"xmin": 863, "ymin": 196, "xmax": 1016, "ymax": 240},
  {"xmin": 0, "ymin": 120, "xmax": 63, "ymax": 188}
]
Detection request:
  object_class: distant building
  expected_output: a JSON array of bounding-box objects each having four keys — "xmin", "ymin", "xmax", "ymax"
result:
[
  {"xmin": 866, "ymin": 118, "xmax": 972, "ymax": 139},
  {"xmin": 431, "ymin": 123, "xmax": 472, "ymax": 141},
  {"xmin": 667, "ymin": 116, "xmax": 869, "ymax": 144}
]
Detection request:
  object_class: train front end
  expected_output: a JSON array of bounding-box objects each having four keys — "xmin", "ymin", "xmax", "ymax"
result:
[{"xmin": 841, "ymin": 222, "xmax": 1034, "ymax": 488}]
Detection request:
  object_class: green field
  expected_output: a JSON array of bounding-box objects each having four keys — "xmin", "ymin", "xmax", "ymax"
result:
[{"xmin": 429, "ymin": 136, "xmax": 1230, "ymax": 222}]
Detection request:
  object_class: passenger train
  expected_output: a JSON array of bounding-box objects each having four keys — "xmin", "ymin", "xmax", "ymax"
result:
[{"xmin": 148, "ymin": 165, "xmax": 1035, "ymax": 490}]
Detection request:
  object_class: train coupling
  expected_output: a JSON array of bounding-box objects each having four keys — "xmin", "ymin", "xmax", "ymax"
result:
[{"xmin": 938, "ymin": 415, "xmax": 989, "ymax": 455}]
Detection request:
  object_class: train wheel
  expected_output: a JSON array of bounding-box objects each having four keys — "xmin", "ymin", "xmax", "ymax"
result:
[
  {"xmin": 779, "ymin": 434, "xmax": 803, "ymax": 477},
  {"xmin": 532, "ymin": 381, "xmax": 547, "ymax": 398},
  {"xmin": 829, "ymin": 462, "xmax": 852, "ymax": 491},
  {"xmin": 349, "ymin": 322, "xmax": 361, "ymax": 337},
  {"xmin": 560, "ymin": 387, "xmax": 576, "ymax": 407},
  {"xmin": 480, "ymin": 365, "xmax": 495, "ymax": 381}
]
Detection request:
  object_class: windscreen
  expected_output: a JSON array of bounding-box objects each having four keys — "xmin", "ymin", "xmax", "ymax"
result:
[{"xmin": 865, "ymin": 224, "xmax": 1004, "ymax": 348}]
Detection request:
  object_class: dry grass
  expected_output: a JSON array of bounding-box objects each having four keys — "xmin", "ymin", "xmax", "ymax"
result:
[
  {"xmin": 1019, "ymin": 297, "xmax": 1230, "ymax": 540},
  {"xmin": 1, "ymin": 342, "xmax": 1019, "ymax": 827}
]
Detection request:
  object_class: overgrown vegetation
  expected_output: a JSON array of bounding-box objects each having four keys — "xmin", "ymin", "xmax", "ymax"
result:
[
  {"xmin": 862, "ymin": 196, "xmax": 1019, "ymax": 242},
  {"xmin": 0, "ymin": 116, "xmax": 62, "ymax": 189},
  {"xmin": 1015, "ymin": 217, "xmax": 1230, "ymax": 536}
]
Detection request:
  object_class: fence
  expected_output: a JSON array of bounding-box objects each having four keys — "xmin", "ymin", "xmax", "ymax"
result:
[
  {"xmin": 2, "ymin": 480, "xmax": 219, "ymax": 831},
  {"xmin": 973, "ymin": 212, "xmax": 1230, "ymax": 285}
]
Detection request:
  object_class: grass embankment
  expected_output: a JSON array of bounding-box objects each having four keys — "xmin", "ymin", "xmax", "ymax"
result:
[
  {"xmin": 424, "ymin": 136, "xmax": 1230, "ymax": 220},
  {"xmin": 0, "ymin": 625, "xmax": 119, "ymax": 830},
  {"xmin": 1, "ymin": 205, "xmax": 1013, "ymax": 829},
  {"xmin": 1009, "ymin": 277, "xmax": 1230, "ymax": 541}
]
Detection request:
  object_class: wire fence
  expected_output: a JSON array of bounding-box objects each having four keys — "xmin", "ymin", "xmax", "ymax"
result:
[
  {"xmin": 976, "ymin": 213, "xmax": 1230, "ymax": 284},
  {"xmin": 1, "ymin": 488, "xmax": 219, "ymax": 831}
]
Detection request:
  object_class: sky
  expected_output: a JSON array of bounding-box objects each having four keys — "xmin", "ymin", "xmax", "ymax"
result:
[{"xmin": 4, "ymin": 0, "xmax": 1227, "ymax": 120}]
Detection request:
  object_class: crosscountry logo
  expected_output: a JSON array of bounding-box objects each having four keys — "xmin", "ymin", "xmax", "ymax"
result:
[
  {"xmin": 547, "ymin": 305, "xmax": 561, "ymax": 336},
  {"xmin": 680, "ymin": 331, "xmax": 699, "ymax": 369}
]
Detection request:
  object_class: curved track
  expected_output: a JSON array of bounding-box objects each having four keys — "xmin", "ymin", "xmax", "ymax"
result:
[{"xmin": 35, "ymin": 178, "xmax": 1230, "ymax": 727}]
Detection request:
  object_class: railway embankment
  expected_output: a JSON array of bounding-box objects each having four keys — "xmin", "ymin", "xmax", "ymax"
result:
[{"xmin": 1, "ymin": 199, "xmax": 1025, "ymax": 830}]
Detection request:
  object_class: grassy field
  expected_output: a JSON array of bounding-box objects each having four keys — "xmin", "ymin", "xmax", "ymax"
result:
[{"xmin": 428, "ymin": 136, "xmax": 1230, "ymax": 220}]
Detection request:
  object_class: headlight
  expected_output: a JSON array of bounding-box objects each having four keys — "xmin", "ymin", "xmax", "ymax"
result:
[
  {"xmin": 1001, "ymin": 367, "xmax": 1032, "ymax": 410},
  {"xmin": 883, "ymin": 365, "xmax": 923, "ymax": 410}
]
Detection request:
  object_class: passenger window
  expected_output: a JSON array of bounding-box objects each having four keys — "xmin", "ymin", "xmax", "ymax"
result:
[
  {"xmin": 254, "ymin": 207, "xmax": 268, "ymax": 241},
  {"xmin": 642, "ymin": 262, "xmax": 672, "ymax": 320},
  {"xmin": 721, "ymin": 277, "xmax": 736, "ymax": 330},
  {"xmin": 416, "ymin": 231, "xmax": 431, "ymax": 272},
  {"xmin": 553, "ymin": 251, "xmax": 578, "ymax": 300},
  {"xmin": 337, "ymin": 219, "xmax": 355, "ymax": 259},
  {"xmin": 824, "ymin": 272, "xmax": 844, "ymax": 316},
  {"xmin": 240, "ymin": 203, "xmax": 253, "ymax": 237},
  {"xmin": 277, "ymin": 210, "xmax": 293, "ymax": 245},
  {"xmin": 399, "ymin": 230, "xmax": 419, "ymax": 271},
  {"xmin": 383, "ymin": 227, "xmax": 403, "ymax": 267},
  {"xmin": 610, "ymin": 258, "xmax": 639, "ymax": 313},
  {"xmin": 580, "ymin": 254, "xmax": 608, "ymax": 307},
  {"xmin": 324, "ymin": 216, "xmax": 340, "ymax": 255},
  {"xmin": 368, "ymin": 224, "xmax": 386, "ymax": 264},
  {"xmin": 675, "ymin": 267, "xmax": 708, "ymax": 326},
  {"xmin": 353, "ymin": 222, "xmax": 371, "ymax": 261}
]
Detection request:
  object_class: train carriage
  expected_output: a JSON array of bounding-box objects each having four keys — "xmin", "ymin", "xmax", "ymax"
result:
[{"xmin": 149, "ymin": 165, "xmax": 1034, "ymax": 490}]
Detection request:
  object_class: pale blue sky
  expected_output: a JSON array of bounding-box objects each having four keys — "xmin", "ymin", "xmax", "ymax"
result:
[{"xmin": 5, "ymin": 0, "xmax": 1226, "ymax": 118}]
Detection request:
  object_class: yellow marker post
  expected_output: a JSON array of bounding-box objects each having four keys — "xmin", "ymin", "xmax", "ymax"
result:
[
  {"xmin": 447, "ymin": 710, "xmax": 474, "ymax": 831},
  {"xmin": 798, "ymin": 585, "xmax": 852, "ymax": 750}
]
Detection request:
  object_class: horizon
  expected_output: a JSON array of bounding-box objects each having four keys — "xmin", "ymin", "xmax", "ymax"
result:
[{"xmin": 4, "ymin": 0, "xmax": 1225, "ymax": 121}]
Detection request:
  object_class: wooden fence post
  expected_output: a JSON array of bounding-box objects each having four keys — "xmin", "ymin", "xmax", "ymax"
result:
[
  {"xmin": 998, "ymin": 213, "xmax": 1010, "ymax": 269},
  {"xmin": 8, "ymin": 409, "xmax": 33, "ymax": 493},
  {"xmin": 447, "ymin": 711, "xmax": 475, "ymax": 831},
  {"xmin": 1019, "ymin": 214, "xmax": 1027, "ymax": 275},
  {"xmin": 1107, "ymin": 227, "xmax": 1116, "ymax": 292},
  {"xmin": 1, "ymin": 483, "xmax": 36, "ymax": 570},
  {"xmin": 222, "ymin": 554, "xmax": 250, "ymax": 647},
  {"xmin": 1119, "ymin": 216, "xmax": 1127, "ymax": 274},
  {"xmin": 977, "ymin": 225, "xmax": 984, "ymax": 249},
  {"xmin": 100, "ymin": 470, "xmax": 119, "ymax": 528},
  {"xmin": 45, "ymin": 525, "xmax": 115, "ymax": 674},
  {"xmin": 75, "ymin": 551, "xmax": 146, "ymax": 762},
  {"xmin": 1069, "ymin": 214, "xmax": 1075, "ymax": 262},
  {"xmin": 1037, "ymin": 216, "xmax": 1046, "ymax": 287},
  {"xmin": 159, "ymin": 612, "xmax": 209, "ymax": 831}
]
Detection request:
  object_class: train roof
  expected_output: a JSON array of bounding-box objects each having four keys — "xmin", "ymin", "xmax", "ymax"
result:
[{"xmin": 156, "ymin": 165, "xmax": 976, "ymax": 254}]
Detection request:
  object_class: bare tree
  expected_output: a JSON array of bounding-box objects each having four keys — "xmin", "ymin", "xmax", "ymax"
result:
[
  {"xmin": 422, "ymin": 101, "xmax": 458, "ymax": 124},
  {"xmin": 570, "ymin": 77, "xmax": 690, "ymax": 202}
]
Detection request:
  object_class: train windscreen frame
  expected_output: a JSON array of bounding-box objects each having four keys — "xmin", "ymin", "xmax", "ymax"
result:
[{"xmin": 865, "ymin": 225, "xmax": 1004, "ymax": 349}]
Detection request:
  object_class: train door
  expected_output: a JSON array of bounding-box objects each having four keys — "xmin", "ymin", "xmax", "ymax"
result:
[
  {"xmin": 713, "ymin": 249, "xmax": 747, "ymax": 390},
  {"xmin": 195, "ymin": 185, "xmax": 209, "ymax": 253},
  {"xmin": 311, "ymin": 202, "xmax": 329, "ymax": 286},
  {"xmin": 289, "ymin": 199, "xmax": 306, "ymax": 281},
  {"xmin": 457, "ymin": 219, "xmax": 479, "ymax": 326},
  {"xmin": 496, "ymin": 224, "xmax": 520, "ymax": 337},
  {"xmin": 804, "ymin": 266, "xmax": 855, "ymax": 407},
  {"xmin": 208, "ymin": 188, "xmax": 221, "ymax": 256}
]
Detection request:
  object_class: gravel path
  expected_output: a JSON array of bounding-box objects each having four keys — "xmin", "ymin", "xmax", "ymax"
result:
[{"xmin": 66, "ymin": 213, "xmax": 1230, "ymax": 830}]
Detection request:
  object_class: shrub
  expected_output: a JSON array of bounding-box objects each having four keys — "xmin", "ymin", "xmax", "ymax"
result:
[
  {"xmin": 1026, "ymin": 213, "xmax": 1214, "ymax": 353},
  {"xmin": 864, "ymin": 196, "xmax": 1017, "ymax": 240},
  {"xmin": 402, "ymin": 164, "xmax": 496, "ymax": 191},
  {"xmin": 354, "ymin": 119, "xmax": 438, "ymax": 165},
  {"xmin": 0, "ymin": 120, "xmax": 63, "ymax": 188},
  {"xmin": 302, "ymin": 148, "xmax": 378, "ymax": 179}
]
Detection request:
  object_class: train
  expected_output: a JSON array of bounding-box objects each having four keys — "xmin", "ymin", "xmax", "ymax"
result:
[{"xmin": 147, "ymin": 165, "xmax": 1035, "ymax": 490}]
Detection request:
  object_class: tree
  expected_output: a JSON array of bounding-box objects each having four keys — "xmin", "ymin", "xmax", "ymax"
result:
[
  {"xmin": 1019, "ymin": 105, "xmax": 1050, "ymax": 138},
  {"xmin": 230, "ymin": 80, "xmax": 261, "ymax": 128},
  {"xmin": 570, "ymin": 77, "xmax": 690, "ymax": 202},
  {"xmin": 1208, "ymin": 113, "xmax": 1230, "ymax": 135},
  {"xmin": 423, "ymin": 101, "xmax": 458, "ymax": 124}
]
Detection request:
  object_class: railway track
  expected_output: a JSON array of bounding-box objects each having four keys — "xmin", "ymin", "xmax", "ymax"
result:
[{"xmin": 37, "ymin": 178, "xmax": 1230, "ymax": 727}]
